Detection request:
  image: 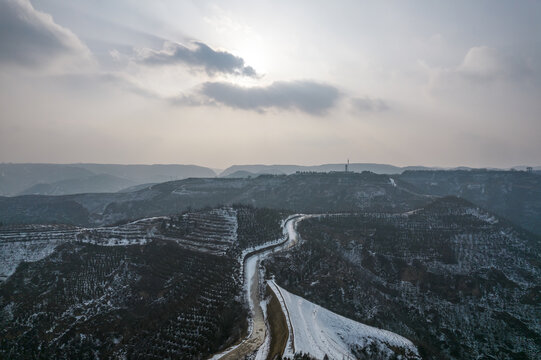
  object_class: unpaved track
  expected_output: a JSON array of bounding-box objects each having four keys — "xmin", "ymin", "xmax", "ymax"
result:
[
  {"xmin": 211, "ymin": 215, "xmax": 306, "ymax": 360},
  {"xmin": 220, "ymin": 258, "xmax": 266, "ymax": 360}
]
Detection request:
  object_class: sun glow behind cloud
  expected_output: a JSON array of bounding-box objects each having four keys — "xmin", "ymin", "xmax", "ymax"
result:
[{"xmin": 202, "ymin": 4, "xmax": 270, "ymax": 80}]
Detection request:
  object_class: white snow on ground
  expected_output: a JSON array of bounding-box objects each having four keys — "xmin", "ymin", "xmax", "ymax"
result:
[
  {"xmin": 76, "ymin": 217, "xmax": 163, "ymax": 247},
  {"xmin": 0, "ymin": 210, "xmax": 239, "ymax": 283},
  {"xmin": 210, "ymin": 215, "xmax": 305, "ymax": 359},
  {"xmin": 76, "ymin": 226, "xmax": 151, "ymax": 247},
  {"xmin": 0, "ymin": 238, "xmax": 65, "ymax": 281},
  {"xmin": 0, "ymin": 226, "xmax": 79, "ymax": 281},
  {"xmin": 269, "ymin": 281, "xmax": 420, "ymax": 360},
  {"xmin": 77, "ymin": 236, "xmax": 149, "ymax": 246},
  {"xmin": 255, "ymin": 296, "xmax": 271, "ymax": 360},
  {"xmin": 0, "ymin": 217, "xmax": 164, "ymax": 281},
  {"xmin": 215, "ymin": 207, "xmax": 238, "ymax": 243},
  {"xmin": 128, "ymin": 216, "xmax": 169, "ymax": 225},
  {"xmin": 465, "ymin": 208, "xmax": 498, "ymax": 224},
  {"xmin": 389, "ymin": 178, "xmax": 397, "ymax": 187},
  {"xmin": 158, "ymin": 207, "xmax": 238, "ymax": 255},
  {"xmin": 245, "ymin": 256, "xmax": 258, "ymax": 310}
]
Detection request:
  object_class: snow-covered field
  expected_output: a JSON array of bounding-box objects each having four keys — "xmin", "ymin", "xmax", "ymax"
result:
[{"xmin": 269, "ymin": 280, "xmax": 420, "ymax": 360}]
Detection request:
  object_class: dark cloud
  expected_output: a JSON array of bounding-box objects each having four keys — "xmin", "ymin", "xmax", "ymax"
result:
[
  {"xmin": 350, "ymin": 97, "xmax": 389, "ymax": 112},
  {"xmin": 139, "ymin": 41, "xmax": 257, "ymax": 77},
  {"xmin": 0, "ymin": 0, "xmax": 90, "ymax": 67},
  {"xmin": 195, "ymin": 81, "xmax": 341, "ymax": 115}
]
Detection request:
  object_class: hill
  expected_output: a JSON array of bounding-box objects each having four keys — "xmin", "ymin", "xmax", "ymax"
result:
[
  {"xmin": 0, "ymin": 172, "xmax": 429, "ymax": 227},
  {"xmin": 219, "ymin": 163, "xmax": 406, "ymax": 177},
  {"xmin": 74, "ymin": 163, "xmax": 216, "ymax": 183},
  {"xmin": 0, "ymin": 206, "xmax": 284, "ymax": 359},
  {"xmin": 399, "ymin": 169, "xmax": 541, "ymax": 235},
  {"xmin": 0, "ymin": 164, "xmax": 94, "ymax": 196},
  {"xmin": 269, "ymin": 280, "xmax": 421, "ymax": 359},
  {"xmin": 18, "ymin": 174, "xmax": 136, "ymax": 196},
  {"xmin": 264, "ymin": 197, "xmax": 541, "ymax": 359},
  {"xmin": 2, "ymin": 169, "xmax": 540, "ymax": 237},
  {"xmin": 222, "ymin": 170, "xmax": 261, "ymax": 178},
  {"xmin": 0, "ymin": 163, "xmax": 216, "ymax": 196}
]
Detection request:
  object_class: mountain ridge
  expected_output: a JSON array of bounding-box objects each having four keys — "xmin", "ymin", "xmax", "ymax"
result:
[{"xmin": 0, "ymin": 163, "xmax": 216, "ymax": 196}]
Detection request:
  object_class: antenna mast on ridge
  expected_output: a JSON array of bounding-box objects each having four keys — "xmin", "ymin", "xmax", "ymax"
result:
[{"xmin": 345, "ymin": 159, "xmax": 349, "ymax": 172}]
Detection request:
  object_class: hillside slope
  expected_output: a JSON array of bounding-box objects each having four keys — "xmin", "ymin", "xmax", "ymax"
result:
[
  {"xmin": 269, "ymin": 281, "xmax": 420, "ymax": 359},
  {"xmin": 0, "ymin": 163, "xmax": 216, "ymax": 196},
  {"xmin": 0, "ymin": 172, "xmax": 429, "ymax": 226},
  {"xmin": 18, "ymin": 174, "xmax": 136, "ymax": 196},
  {"xmin": 264, "ymin": 197, "xmax": 541, "ymax": 359},
  {"xmin": 220, "ymin": 163, "xmax": 420, "ymax": 177},
  {"xmin": 400, "ymin": 170, "xmax": 541, "ymax": 235},
  {"xmin": 0, "ymin": 206, "xmax": 284, "ymax": 359}
]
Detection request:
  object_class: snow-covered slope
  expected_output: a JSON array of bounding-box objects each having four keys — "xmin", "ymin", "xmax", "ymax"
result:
[
  {"xmin": 0, "ymin": 208, "xmax": 239, "ymax": 282},
  {"xmin": 0, "ymin": 225, "xmax": 79, "ymax": 281},
  {"xmin": 269, "ymin": 281, "xmax": 420, "ymax": 360}
]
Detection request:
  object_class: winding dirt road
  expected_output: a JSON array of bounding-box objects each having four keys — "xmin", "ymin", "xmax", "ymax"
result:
[
  {"xmin": 219, "ymin": 257, "xmax": 266, "ymax": 360},
  {"xmin": 211, "ymin": 215, "xmax": 306, "ymax": 360}
]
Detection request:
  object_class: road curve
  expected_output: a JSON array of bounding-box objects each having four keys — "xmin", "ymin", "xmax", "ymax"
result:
[{"xmin": 210, "ymin": 215, "xmax": 306, "ymax": 360}]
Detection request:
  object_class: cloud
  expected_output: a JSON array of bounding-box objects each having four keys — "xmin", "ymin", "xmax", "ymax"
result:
[
  {"xmin": 350, "ymin": 97, "xmax": 389, "ymax": 112},
  {"xmin": 189, "ymin": 80, "xmax": 341, "ymax": 115},
  {"xmin": 138, "ymin": 41, "xmax": 257, "ymax": 77},
  {"xmin": 458, "ymin": 46, "xmax": 504, "ymax": 80},
  {"xmin": 457, "ymin": 46, "xmax": 530, "ymax": 82},
  {"xmin": 0, "ymin": 0, "xmax": 92, "ymax": 69},
  {"xmin": 426, "ymin": 46, "xmax": 535, "ymax": 91}
]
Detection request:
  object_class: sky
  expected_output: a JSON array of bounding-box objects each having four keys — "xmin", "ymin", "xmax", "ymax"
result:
[{"xmin": 1, "ymin": 0, "xmax": 540, "ymax": 169}]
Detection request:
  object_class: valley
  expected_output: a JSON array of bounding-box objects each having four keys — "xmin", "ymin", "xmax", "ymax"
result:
[
  {"xmin": 3, "ymin": 0, "xmax": 540, "ymax": 358},
  {"xmin": 0, "ymin": 170, "xmax": 540, "ymax": 359}
]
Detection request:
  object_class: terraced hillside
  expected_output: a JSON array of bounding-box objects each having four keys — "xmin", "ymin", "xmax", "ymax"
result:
[
  {"xmin": 264, "ymin": 197, "xmax": 541, "ymax": 359},
  {"xmin": 0, "ymin": 241, "xmax": 244, "ymax": 359},
  {"xmin": 400, "ymin": 170, "xmax": 541, "ymax": 235},
  {"xmin": 2, "ymin": 169, "xmax": 539, "ymax": 239},
  {"xmin": 0, "ymin": 172, "xmax": 429, "ymax": 227},
  {"xmin": 0, "ymin": 206, "xmax": 284, "ymax": 359},
  {"xmin": 157, "ymin": 208, "xmax": 238, "ymax": 255},
  {"xmin": 0, "ymin": 224, "xmax": 80, "ymax": 281}
]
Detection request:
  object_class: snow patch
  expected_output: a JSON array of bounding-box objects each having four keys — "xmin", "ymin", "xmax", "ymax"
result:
[
  {"xmin": 269, "ymin": 281, "xmax": 420, "ymax": 360},
  {"xmin": 466, "ymin": 208, "xmax": 498, "ymax": 224},
  {"xmin": 0, "ymin": 238, "xmax": 65, "ymax": 281}
]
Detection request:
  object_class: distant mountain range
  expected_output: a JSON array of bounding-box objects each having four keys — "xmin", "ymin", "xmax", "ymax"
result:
[
  {"xmin": 1, "ymin": 169, "xmax": 540, "ymax": 236},
  {"xmin": 18, "ymin": 174, "xmax": 137, "ymax": 196},
  {"xmin": 1, "ymin": 162, "xmax": 539, "ymax": 196},
  {"xmin": 218, "ymin": 163, "xmax": 541, "ymax": 178},
  {"xmin": 0, "ymin": 163, "xmax": 216, "ymax": 196},
  {"xmin": 0, "ymin": 172, "xmax": 428, "ymax": 227},
  {"xmin": 219, "ymin": 163, "xmax": 432, "ymax": 177}
]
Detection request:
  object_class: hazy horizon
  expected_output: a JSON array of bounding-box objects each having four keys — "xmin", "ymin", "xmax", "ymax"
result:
[
  {"xmin": 2, "ymin": 0, "xmax": 540, "ymax": 169},
  {"xmin": 1, "ymin": 160, "xmax": 539, "ymax": 172}
]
